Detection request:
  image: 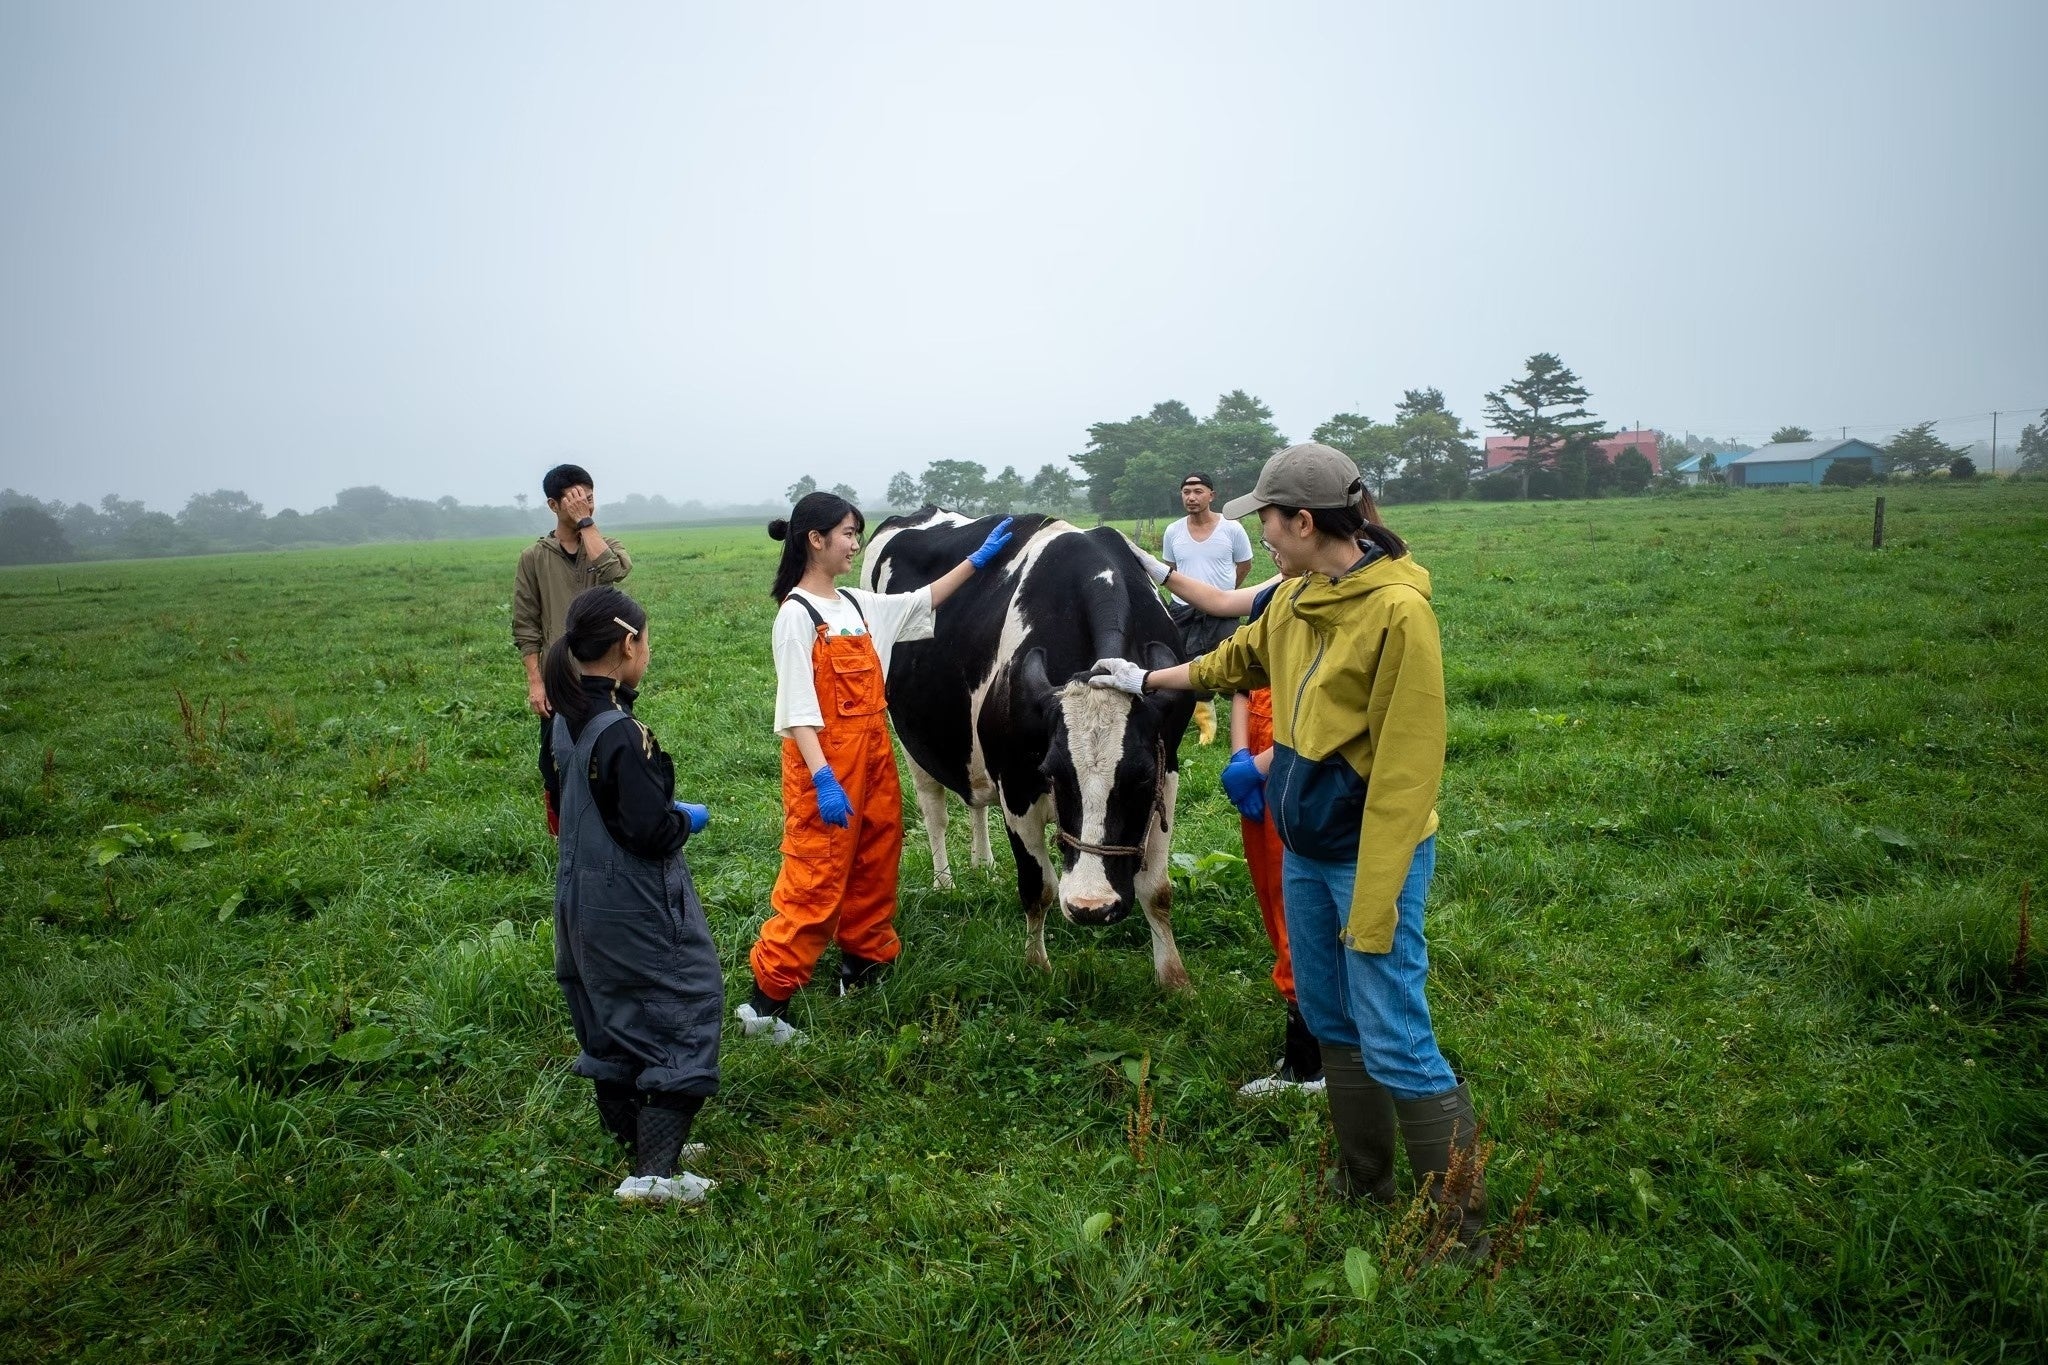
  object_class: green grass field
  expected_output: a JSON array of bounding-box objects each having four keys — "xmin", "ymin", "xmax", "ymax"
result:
[{"xmin": 2, "ymin": 485, "xmax": 2044, "ymax": 1363}]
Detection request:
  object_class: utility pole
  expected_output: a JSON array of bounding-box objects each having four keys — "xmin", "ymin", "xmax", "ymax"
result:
[{"xmin": 1992, "ymin": 411, "xmax": 1999, "ymax": 475}]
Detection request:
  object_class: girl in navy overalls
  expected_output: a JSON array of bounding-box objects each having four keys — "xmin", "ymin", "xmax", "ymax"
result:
[{"xmin": 545, "ymin": 585, "xmax": 721, "ymax": 1204}]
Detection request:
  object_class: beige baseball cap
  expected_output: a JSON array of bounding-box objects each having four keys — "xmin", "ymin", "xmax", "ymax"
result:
[{"xmin": 1221, "ymin": 443, "xmax": 1365, "ymax": 519}]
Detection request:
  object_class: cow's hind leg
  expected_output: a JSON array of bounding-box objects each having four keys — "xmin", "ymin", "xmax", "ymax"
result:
[
  {"xmin": 1003, "ymin": 797, "xmax": 1057, "ymax": 974},
  {"xmin": 969, "ymin": 803, "xmax": 994, "ymax": 870},
  {"xmin": 907, "ymin": 756, "xmax": 956, "ymax": 890},
  {"xmin": 1136, "ymin": 772, "xmax": 1190, "ymax": 991}
]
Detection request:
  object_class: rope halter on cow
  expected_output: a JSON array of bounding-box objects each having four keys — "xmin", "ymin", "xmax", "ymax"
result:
[{"xmin": 1054, "ymin": 737, "xmax": 1170, "ymax": 861}]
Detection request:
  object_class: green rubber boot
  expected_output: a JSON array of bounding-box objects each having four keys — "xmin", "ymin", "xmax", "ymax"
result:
[
  {"xmin": 1321, "ymin": 1046, "xmax": 1398, "ymax": 1204},
  {"xmin": 1395, "ymin": 1080, "xmax": 1491, "ymax": 1262}
]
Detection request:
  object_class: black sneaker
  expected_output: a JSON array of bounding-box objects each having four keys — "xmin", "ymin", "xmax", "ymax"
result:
[{"xmin": 1238, "ymin": 1002, "xmax": 1328, "ymax": 1096}]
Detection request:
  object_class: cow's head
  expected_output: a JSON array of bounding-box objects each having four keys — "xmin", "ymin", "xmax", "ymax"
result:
[{"xmin": 1012, "ymin": 644, "xmax": 1185, "ymax": 926}]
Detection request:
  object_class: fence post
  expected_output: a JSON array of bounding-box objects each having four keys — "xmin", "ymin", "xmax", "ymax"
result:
[{"xmin": 1872, "ymin": 495, "xmax": 1886, "ymax": 550}]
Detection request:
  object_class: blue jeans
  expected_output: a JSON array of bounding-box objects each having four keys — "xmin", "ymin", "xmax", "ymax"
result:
[{"xmin": 1283, "ymin": 836, "xmax": 1456, "ymax": 1101}]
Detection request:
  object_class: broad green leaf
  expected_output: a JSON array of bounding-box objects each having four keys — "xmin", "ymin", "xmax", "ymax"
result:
[
  {"xmin": 89, "ymin": 837, "xmax": 129, "ymax": 866},
  {"xmin": 216, "ymin": 891, "xmax": 245, "ymax": 922},
  {"xmin": 1344, "ymin": 1246, "xmax": 1379, "ymax": 1302},
  {"xmin": 328, "ymin": 1023, "xmax": 399, "ymax": 1063},
  {"xmin": 168, "ymin": 830, "xmax": 214, "ymax": 853},
  {"xmin": 1081, "ymin": 1211, "xmax": 1112, "ymax": 1243},
  {"xmin": 1628, "ymin": 1166, "xmax": 1659, "ymax": 1221}
]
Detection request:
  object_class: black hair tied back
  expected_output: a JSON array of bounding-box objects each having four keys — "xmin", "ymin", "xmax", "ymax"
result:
[
  {"xmin": 542, "ymin": 586, "xmax": 648, "ymax": 734},
  {"xmin": 768, "ymin": 491, "xmax": 865, "ymax": 600}
]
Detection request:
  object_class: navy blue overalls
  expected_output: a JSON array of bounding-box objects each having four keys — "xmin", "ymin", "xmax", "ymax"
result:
[{"xmin": 552, "ymin": 708, "xmax": 722, "ymax": 1095}]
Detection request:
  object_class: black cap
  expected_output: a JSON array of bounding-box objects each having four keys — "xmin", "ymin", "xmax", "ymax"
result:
[{"xmin": 1180, "ymin": 472, "xmax": 1214, "ymax": 490}]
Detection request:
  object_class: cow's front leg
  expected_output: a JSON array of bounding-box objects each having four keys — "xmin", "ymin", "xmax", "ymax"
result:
[
  {"xmin": 969, "ymin": 803, "xmax": 994, "ymax": 870},
  {"xmin": 907, "ymin": 756, "xmax": 955, "ymax": 890},
  {"xmin": 1003, "ymin": 795, "xmax": 1057, "ymax": 974},
  {"xmin": 1136, "ymin": 771, "xmax": 1189, "ymax": 990}
]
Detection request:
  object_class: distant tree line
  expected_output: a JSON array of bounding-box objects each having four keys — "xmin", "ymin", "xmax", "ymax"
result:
[
  {"xmin": 1067, "ymin": 388, "xmax": 1490, "ymax": 518},
  {"xmin": 0, "ymin": 484, "xmax": 781, "ymax": 567},
  {"xmin": 777, "ymin": 465, "xmax": 1089, "ymax": 518}
]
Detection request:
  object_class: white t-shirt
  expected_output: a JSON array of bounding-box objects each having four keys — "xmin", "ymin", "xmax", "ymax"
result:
[
  {"xmin": 1162, "ymin": 515, "xmax": 1253, "ymax": 605},
  {"xmin": 771, "ymin": 585, "xmax": 936, "ymax": 737}
]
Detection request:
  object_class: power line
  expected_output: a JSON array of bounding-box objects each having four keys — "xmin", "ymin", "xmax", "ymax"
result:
[{"xmin": 1647, "ymin": 404, "xmax": 2048, "ymax": 442}]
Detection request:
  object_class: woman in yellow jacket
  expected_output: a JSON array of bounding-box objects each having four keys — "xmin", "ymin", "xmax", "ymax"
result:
[{"xmin": 1092, "ymin": 443, "xmax": 1486, "ymax": 1257}]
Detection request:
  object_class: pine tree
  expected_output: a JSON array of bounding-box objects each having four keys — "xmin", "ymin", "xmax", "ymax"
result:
[
  {"xmin": 1884, "ymin": 422, "xmax": 1969, "ymax": 478},
  {"xmin": 1482, "ymin": 354, "xmax": 1604, "ymax": 498}
]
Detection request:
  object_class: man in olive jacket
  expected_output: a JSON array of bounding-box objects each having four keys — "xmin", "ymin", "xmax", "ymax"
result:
[{"xmin": 514, "ymin": 463, "xmax": 632, "ymax": 831}]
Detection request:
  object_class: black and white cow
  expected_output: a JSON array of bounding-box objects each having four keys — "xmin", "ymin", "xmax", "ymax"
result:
[{"xmin": 861, "ymin": 508, "xmax": 1197, "ymax": 988}]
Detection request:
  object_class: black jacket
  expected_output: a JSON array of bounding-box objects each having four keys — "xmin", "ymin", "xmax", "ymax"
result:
[{"xmin": 563, "ymin": 677, "xmax": 688, "ymax": 860}]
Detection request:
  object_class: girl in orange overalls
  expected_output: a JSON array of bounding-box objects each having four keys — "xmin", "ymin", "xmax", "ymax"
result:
[
  {"xmin": 1225, "ymin": 636, "xmax": 1323, "ymax": 1094},
  {"xmin": 737, "ymin": 493, "xmax": 1012, "ymax": 1045}
]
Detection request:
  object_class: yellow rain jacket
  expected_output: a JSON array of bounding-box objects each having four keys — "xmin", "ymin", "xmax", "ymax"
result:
[{"xmin": 1187, "ymin": 551, "xmax": 1444, "ymax": 953}]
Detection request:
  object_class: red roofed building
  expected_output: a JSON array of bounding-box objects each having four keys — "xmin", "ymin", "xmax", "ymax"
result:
[{"xmin": 1483, "ymin": 429, "xmax": 1663, "ymax": 474}]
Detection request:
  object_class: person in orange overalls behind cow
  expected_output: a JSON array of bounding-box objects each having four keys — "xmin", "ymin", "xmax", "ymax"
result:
[
  {"xmin": 1127, "ymin": 545, "xmax": 1322, "ymax": 1095},
  {"xmin": 736, "ymin": 492, "xmax": 1014, "ymax": 1046}
]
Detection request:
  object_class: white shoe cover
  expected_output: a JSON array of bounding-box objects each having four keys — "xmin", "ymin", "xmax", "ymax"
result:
[
  {"xmin": 614, "ymin": 1172, "xmax": 715, "ymax": 1204},
  {"xmin": 1237, "ymin": 1073, "xmax": 1328, "ymax": 1097},
  {"xmin": 734, "ymin": 1002, "xmax": 805, "ymax": 1047}
]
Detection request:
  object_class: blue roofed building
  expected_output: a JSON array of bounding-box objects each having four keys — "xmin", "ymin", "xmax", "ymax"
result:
[
  {"xmin": 1724, "ymin": 438, "xmax": 1887, "ymax": 487},
  {"xmin": 1669, "ymin": 453, "xmax": 1719, "ymax": 484}
]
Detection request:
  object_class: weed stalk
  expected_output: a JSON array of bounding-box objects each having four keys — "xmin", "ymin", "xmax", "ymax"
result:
[{"xmin": 1123, "ymin": 1051, "xmax": 1157, "ymax": 1168}]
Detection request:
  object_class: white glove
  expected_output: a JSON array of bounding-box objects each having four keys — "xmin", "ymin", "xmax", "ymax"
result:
[
  {"xmin": 1127, "ymin": 539, "xmax": 1170, "ymax": 585},
  {"xmin": 1088, "ymin": 658, "xmax": 1148, "ymax": 696}
]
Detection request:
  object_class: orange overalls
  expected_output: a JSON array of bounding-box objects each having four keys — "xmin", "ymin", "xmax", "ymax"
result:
[
  {"xmin": 1241, "ymin": 687, "xmax": 1297, "ymax": 1003},
  {"xmin": 748, "ymin": 599, "xmax": 904, "ymax": 1001}
]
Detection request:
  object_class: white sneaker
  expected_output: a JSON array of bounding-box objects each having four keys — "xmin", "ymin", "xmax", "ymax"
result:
[
  {"xmin": 1237, "ymin": 1073, "xmax": 1328, "ymax": 1097},
  {"xmin": 734, "ymin": 1002, "xmax": 806, "ymax": 1047},
  {"xmin": 613, "ymin": 1172, "xmax": 716, "ymax": 1204}
]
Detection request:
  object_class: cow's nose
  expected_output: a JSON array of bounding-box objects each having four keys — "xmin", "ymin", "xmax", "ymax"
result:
[{"xmin": 1062, "ymin": 896, "xmax": 1127, "ymax": 926}]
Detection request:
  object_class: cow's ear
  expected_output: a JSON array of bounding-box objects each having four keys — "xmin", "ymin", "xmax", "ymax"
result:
[
  {"xmin": 1139, "ymin": 640, "xmax": 1181, "ymax": 674},
  {"xmin": 1010, "ymin": 647, "xmax": 1054, "ymax": 740}
]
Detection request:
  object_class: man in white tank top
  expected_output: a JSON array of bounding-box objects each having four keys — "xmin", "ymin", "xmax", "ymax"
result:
[{"xmin": 1160, "ymin": 472, "xmax": 1253, "ymax": 743}]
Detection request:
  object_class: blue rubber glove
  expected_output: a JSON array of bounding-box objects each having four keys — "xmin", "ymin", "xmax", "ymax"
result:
[
  {"xmin": 1221, "ymin": 747, "xmax": 1267, "ymax": 822},
  {"xmin": 810, "ymin": 765, "xmax": 852, "ymax": 828},
  {"xmin": 672, "ymin": 800, "xmax": 709, "ymax": 834},
  {"xmin": 968, "ymin": 517, "xmax": 1015, "ymax": 570}
]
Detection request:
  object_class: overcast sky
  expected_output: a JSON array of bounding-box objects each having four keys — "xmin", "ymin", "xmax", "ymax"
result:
[{"xmin": 3, "ymin": 1, "xmax": 2043, "ymax": 514}]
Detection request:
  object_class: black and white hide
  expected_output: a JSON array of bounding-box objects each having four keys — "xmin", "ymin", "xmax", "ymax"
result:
[{"xmin": 860, "ymin": 508, "xmax": 1197, "ymax": 989}]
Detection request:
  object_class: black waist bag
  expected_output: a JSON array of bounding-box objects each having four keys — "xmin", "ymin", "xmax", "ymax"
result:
[{"xmin": 1268, "ymin": 743, "xmax": 1367, "ymax": 863}]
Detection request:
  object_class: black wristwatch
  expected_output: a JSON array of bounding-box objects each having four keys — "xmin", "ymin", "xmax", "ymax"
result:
[{"xmin": 575, "ymin": 517, "xmax": 594, "ymax": 530}]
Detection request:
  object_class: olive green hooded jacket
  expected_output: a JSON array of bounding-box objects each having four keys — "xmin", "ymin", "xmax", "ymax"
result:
[{"xmin": 1186, "ymin": 552, "xmax": 1445, "ymax": 952}]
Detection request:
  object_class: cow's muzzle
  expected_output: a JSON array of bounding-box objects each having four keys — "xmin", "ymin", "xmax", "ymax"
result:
[{"xmin": 1061, "ymin": 895, "xmax": 1129, "ymax": 927}]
